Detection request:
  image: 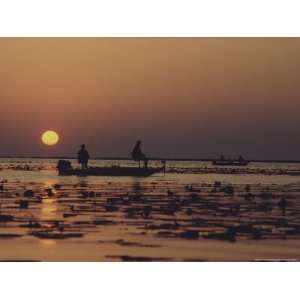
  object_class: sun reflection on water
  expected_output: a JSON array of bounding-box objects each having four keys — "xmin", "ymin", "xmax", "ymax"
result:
[
  {"xmin": 40, "ymin": 193, "xmax": 58, "ymax": 220},
  {"xmin": 39, "ymin": 239, "xmax": 57, "ymax": 246}
]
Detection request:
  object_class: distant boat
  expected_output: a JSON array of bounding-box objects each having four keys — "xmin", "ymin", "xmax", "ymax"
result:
[
  {"xmin": 57, "ymin": 160, "xmax": 164, "ymax": 177},
  {"xmin": 212, "ymin": 159, "xmax": 249, "ymax": 166}
]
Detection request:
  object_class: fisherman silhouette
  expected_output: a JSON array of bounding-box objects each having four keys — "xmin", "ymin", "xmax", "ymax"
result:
[
  {"xmin": 131, "ymin": 140, "xmax": 148, "ymax": 168},
  {"xmin": 78, "ymin": 144, "xmax": 90, "ymax": 169},
  {"xmin": 238, "ymin": 155, "xmax": 244, "ymax": 162}
]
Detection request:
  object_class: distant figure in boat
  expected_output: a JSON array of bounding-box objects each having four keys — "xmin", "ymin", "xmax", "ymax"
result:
[
  {"xmin": 212, "ymin": 154, "xmax": 249, "ymax": 166},
  {"xmin": 78, "ymin": 144, "xmax": 90, "ymax": 169},
  {"xmin": 131, "ymin": 140, "xmax": 148, "ymax": 168}
]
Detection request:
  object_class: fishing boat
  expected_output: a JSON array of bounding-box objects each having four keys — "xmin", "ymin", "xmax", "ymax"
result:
[
  {"xmin": 57, "ymin": 160, "xmax": 164, "ymax": 177},
  {"xmin": 212, "ymin": 159, "xmax": 249, "ymax": 166}
]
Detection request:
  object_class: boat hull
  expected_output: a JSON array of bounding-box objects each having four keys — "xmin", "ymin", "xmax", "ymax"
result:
[
  {"xmin": 212, "ymin": 160, "xmax": 249, "ymax": 166},
  {"xmin": 58, "ymin": 166, "xmax": 162, "ymax": 177}
]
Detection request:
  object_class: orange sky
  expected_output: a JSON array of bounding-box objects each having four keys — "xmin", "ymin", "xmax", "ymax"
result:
[{"xmin": 0, "ymin": 38, "xmax": 300, "ymax": 159}]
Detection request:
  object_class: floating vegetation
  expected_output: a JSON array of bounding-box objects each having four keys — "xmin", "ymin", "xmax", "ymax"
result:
[
  {"xmin": 31, "ymin": 231, "xmax": 84, "ymax": 239},
  {"xmin": 0, "ymin": 233, "xmax": 22, "ymax": 239},
  {"xmin": 1, "ymin": 162, "xmax": 300, "ymax": 261}
]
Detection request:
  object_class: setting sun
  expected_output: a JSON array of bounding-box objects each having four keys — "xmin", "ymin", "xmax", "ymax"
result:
[{"xmin": 41, "ymin": 130, "xmax": 59, "ymax": 146}]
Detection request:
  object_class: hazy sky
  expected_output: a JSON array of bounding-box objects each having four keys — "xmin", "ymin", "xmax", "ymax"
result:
[{"xmin": 0, "ymin": 38, "xmax": 300, "ymax": 159}]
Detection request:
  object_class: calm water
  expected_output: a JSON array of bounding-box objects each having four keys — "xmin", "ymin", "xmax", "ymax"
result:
[{"xmin": 1, "ymin": 158, "xmax": 300, "ymax": 261}]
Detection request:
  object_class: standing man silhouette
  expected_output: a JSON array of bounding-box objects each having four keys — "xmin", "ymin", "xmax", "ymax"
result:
[
  {"xmin": 78, "ymin": 144, "xmax": 90, "ymax": 169},
  {"xmin": 131, "ymin": 140, "xmax": 148, "ymax": 168}
]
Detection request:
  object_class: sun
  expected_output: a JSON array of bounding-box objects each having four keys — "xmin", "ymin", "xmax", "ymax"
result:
[{"xmin": 41, "ymin": 130, "xmax": 59, "ymax": 146}]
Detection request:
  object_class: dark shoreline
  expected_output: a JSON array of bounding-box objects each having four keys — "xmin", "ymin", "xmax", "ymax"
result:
[{"xmin": 1, "ymin": 156, "xmax": 300, "ymax": 163}]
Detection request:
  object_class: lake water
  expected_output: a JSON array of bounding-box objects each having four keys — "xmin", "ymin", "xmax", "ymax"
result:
[{"xmin": 1, "ymin": 158, "xmax": 300, "ymax": 261}]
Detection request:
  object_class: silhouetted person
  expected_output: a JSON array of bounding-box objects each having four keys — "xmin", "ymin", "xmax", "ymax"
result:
[
  {"xmin": 78, "ymin": 144, "xmax": 90, "ymax": 169},
  {"xmin": 238, "ymin": 155, "xmax": 244, "ymax": 162},
  {"xmin": 131, "ymin": 140, "xmax": 148, "ymax": 168},
  {"xmin": 220, "ymin": 154, "xmax": 225, "ymax": 161}
]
